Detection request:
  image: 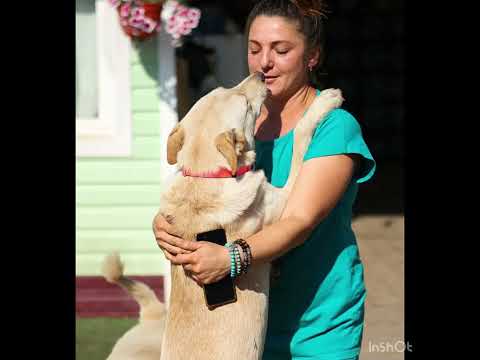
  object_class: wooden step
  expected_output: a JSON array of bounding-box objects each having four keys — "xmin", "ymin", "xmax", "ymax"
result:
[{"xmin": 76, "ymin": 276, "xmax": 164, "ymax": 318}]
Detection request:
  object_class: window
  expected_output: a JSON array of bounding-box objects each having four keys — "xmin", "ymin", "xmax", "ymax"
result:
[{"xmin": 76, "ymin": 0, "xmax": 132, "ymax": 157}]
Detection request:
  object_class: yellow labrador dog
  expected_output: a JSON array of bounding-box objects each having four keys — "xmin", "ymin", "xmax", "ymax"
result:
[{"xmin": 103, "ymin": 72, "xmax": 343, "ymax": 360}]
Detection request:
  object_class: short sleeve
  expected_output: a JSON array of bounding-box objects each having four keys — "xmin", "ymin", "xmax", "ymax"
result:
[{"xmin": 303, "ymin": 108, "xmax": 376, "ymax": 183}]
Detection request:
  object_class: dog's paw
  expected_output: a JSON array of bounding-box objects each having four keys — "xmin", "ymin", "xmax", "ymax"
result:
[{"xmin": 318, "ymin": 88, "xmax": 344, "ymax": 109}]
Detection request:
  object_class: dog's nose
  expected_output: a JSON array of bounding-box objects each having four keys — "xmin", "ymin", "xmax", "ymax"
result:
[{"xmin": 254, "ymin": 71, "xmax": 265, "ymax": 82}]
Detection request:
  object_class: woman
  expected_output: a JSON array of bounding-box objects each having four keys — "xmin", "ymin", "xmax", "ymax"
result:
[{"xmin": 154, "ymin": 1, "xmax": 376, "ymax": 359}]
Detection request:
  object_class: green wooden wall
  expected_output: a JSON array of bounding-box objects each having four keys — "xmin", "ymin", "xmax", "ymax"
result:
[{"xmin": 76, "ymin": 40, "xmax": 168, "ymax": 276}]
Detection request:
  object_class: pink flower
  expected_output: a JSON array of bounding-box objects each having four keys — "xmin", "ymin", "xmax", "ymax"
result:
[
  {"xmin": 162, "ymin": 3, "xmax": 201, "ymax": 41},
  {"xmin": 142, "ymin": 18, "xmax": 157, "ymax": 33},
  {"xmin": 120, "ymin": 3, "xmax": 131, "ymax": 18},
  {"xmin": 176, "ymin": 6, "xmax": 189, "ymax": 18},
  {"xmin": 178, "ymin": 25, "xmax": 190, "ymax": 35},
  {"xmin": 113, "ymin": 0, "xmax": 202, "ymax": 41},
  {"xmin": 131, "ymin": 7, "xmax": 145, "ymax": 18},
  {"xmin": 108, "ymin": 0, "xmax": 122, "ymax": 8},
  {"xmin": 187, "ymin": 9, "xmax": 201, "ymax": 22},
  {"xmin": 129, "ymin": 15, "xmax": 145, "ymax": 30}
]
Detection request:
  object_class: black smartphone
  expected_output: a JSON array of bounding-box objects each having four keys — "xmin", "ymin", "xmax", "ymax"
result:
[{"xmin": 196, "ymin": 229, "xmax": 237, "ymax": 310}]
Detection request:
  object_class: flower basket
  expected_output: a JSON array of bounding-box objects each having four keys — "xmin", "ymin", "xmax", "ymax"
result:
[
  {"xmin": 113, "ymin": 1, "xmax": 163, "ymax": 41},
  {"xmin": 109, "ymin": 0, "xmax": 201, "ymax": 46}
]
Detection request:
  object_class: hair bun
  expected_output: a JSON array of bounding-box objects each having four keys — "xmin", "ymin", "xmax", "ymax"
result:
[{"xmin": 290, "ymin": 0, "xmax": 329, "ymax": 19}]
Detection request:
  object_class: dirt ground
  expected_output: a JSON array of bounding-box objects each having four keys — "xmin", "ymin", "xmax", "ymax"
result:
[{"xmin": 353, "ymin": 214, "xmax": 405, "ymax": 360}]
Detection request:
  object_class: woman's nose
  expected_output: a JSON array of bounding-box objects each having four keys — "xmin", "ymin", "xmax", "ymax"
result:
[{"xmin": 260, "ymin": 51, "xmax": 273, "ymax": 71}]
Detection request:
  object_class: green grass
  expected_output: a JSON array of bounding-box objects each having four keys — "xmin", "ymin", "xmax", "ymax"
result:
[{"xmin": 76, "ymin": 317, "xmax": 137, "ymax": 360}]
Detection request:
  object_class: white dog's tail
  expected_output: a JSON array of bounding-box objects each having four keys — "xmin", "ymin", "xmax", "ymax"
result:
[{"xmin": 101, "ymin": 253, "xmax": 166, "ymax": 322}]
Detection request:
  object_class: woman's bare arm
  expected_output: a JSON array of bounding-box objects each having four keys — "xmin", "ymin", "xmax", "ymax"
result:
[{"xmin": 245, "ymin": 154, "xmax": 357, "ymax": 264}]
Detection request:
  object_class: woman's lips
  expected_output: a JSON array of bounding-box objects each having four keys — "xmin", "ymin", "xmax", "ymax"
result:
[{"xmin": 264, "ymin": 76, "xmax": 278, "ymax": 84}]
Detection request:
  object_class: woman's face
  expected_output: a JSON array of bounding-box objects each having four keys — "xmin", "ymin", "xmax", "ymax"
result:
[{"xmin": 247, "ymin": 15, "xmax": 315, "ymax": 99}]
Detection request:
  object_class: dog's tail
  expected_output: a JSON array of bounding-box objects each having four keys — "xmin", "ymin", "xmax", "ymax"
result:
[{"xmin": 101, "ymin": 253, "xmax": 166, "ymax": 322}]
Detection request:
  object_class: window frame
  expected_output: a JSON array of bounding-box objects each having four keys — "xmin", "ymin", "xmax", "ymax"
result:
[{"xmin": 76, "ymin": 0, "xmax": 132, "ymax": 157}]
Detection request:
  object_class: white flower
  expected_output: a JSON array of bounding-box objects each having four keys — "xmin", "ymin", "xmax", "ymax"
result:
[{"xmin": 161, "ymin": 1, "xmax": 179, "ymax": 23}]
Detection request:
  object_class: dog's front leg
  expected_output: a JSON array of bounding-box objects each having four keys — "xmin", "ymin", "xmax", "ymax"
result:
[{"xmin": 282, "ymin": 89, "xmax": 344, "ymax": 194}]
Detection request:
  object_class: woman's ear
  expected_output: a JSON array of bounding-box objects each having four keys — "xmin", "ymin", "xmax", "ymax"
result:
[{"xmin": 307, "ymin": 48, "xmax": 320, "ymax": 69}]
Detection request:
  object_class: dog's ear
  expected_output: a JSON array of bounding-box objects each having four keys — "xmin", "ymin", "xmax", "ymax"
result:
[
  {"xmin": 167, "ymin": 124, "xmax": 185, "ymax": 165},
  {"xmin": 215, "ymin": 129, "xmax": 246, "ymax": 175},
  {"xmin": 232, "ymin": 128, "xmax": 246, "ymax": 156}
]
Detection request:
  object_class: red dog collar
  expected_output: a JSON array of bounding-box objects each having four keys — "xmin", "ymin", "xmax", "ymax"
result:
[{"xmin": 182, "ymin": 165, "xmax": 253, "ymax": 178}]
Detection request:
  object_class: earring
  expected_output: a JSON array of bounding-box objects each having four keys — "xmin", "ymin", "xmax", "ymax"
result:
[{"xmin": 308, "ymin": 65, "xmax": 313, "ymax": 72}]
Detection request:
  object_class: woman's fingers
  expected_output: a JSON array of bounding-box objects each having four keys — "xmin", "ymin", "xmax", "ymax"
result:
[
  {"xmin": 172, "ymin": 252, "xmax": 194, "ymax": 265},
  {"xmin": 153, "ymin": 213, "xmax": 201, "ymax": 253},
  {"xmin": 157, "ymin": 240, "xmax": 190, "ymax": 256},
  {"xmin": 174, "ymin": 237, "xmax": 201, "ymax": 252},
  {"xmin": 163, "ymin": 251, "xmax": 194, "ymax": 266},
  {"xmin": 153, "ymin": 211, "xmax": 172, "ymax": 228},
  {"xmin": 157, "ymin": 232, "xmax": 201, "ymax": 252},
  {"xmin": 163, "ymin": 249, "xmax": 175, "ymax": 261},
  {"xmin": 191, "ymin": 274, "xmax": 202, "ymax": 286},
  {"xmin": 183, "ymin": 263, "xmax": 194, "ymax": 272},
  {"xmin": 157, "ymin": 237, "xmax": 191, "ymax": 255}
]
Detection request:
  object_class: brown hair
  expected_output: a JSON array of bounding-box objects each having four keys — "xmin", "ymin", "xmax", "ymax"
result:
[{"xmin": 245, "ymin": 0, "xmax": 330, "ymax": 88}]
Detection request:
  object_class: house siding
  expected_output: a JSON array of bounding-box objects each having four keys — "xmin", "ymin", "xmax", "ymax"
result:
[{"xmin": 76, "ymin": 40, "xmax": 168, "ymax": 276}]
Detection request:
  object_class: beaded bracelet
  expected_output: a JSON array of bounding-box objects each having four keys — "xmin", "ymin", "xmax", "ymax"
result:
[
  {"xmin": 233, "ymin": 244, "xmax": 242, "ymax": 277},
  {"xmin": 225, "ymin": 243, "xmax": 236, "ymax": 278},
  {"xmin": 233, "ymin": 239, "xmax": 252, "ymax": 274}
]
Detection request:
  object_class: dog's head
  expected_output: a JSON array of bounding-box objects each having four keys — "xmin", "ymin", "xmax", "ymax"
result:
[{"xmin": 167, "ymin": 72, "xmax": 267, "ymax": 175}]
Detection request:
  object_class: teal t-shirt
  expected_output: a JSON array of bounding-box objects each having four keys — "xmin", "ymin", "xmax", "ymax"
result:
[{"xmin": 255, "ymin": 91, "xmax": 376, "ymax": 360}]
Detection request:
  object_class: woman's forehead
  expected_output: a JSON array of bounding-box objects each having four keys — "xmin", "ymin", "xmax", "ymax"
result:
[{"xmin": 248, "ymin": 15, "xmax": 301, "ymax": 42}]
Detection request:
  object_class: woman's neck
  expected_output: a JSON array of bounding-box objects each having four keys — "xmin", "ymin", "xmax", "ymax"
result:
[
  {"xmin": 255, "ymin": 84, "xmax": 316, "ymax": 139},
  {"xmin": 263, "ymin": 84, "xmax": 314, "ymax": 118}
]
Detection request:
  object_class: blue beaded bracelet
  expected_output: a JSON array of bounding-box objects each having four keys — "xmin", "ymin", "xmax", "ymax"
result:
[{"xmin": 225, "ymin": 243, "xmax": 236, "ymax": 278}]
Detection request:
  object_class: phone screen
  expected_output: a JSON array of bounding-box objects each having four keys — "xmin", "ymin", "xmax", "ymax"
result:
[{"xmin": 197, "ymin": 229, "xmax": 237, "ymax": 309}]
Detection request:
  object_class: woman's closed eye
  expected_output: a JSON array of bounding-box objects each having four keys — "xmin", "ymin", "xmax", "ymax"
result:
[{"xmin": 249, "ymin": 48, "xmax": 290, "ymax": 55}]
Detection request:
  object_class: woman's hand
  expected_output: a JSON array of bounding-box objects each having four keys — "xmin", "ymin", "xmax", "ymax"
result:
[
  {"xmin": 171, "ymin": 242, "xmax": 231, "ymax": 285},
  {"xmin": 152, "ymin": 212, "xmax": 200, "ymax": 257},
  {"xmin": 152, "ymin": 212, "xmax": 230, "ymax": 285}
]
